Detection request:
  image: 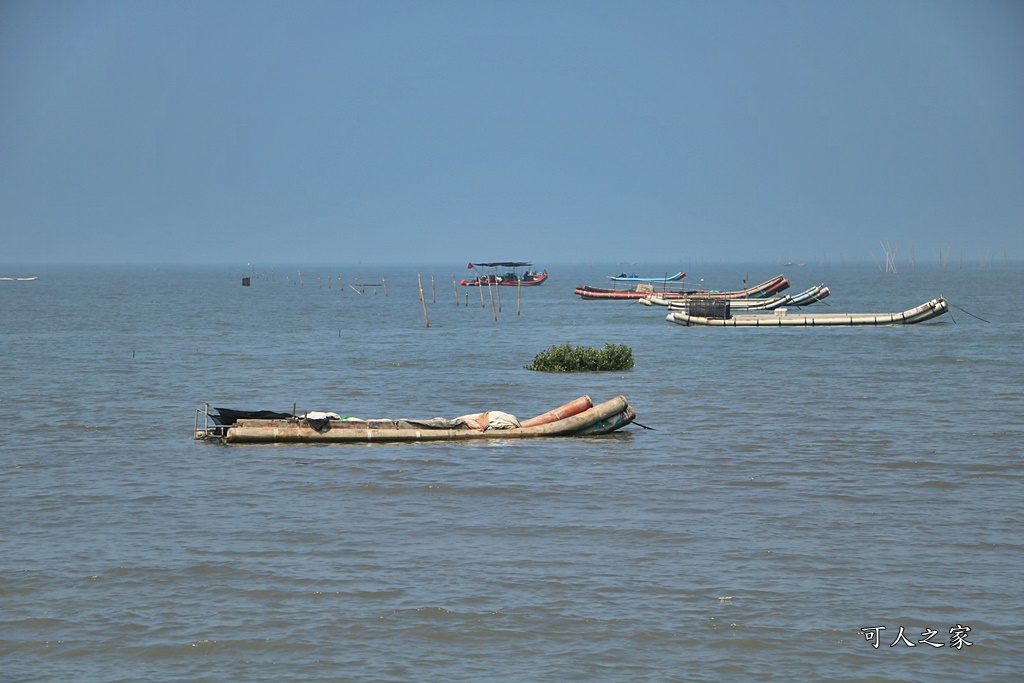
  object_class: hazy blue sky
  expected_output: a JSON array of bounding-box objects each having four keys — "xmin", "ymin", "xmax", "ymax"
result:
[{"xmin": 2, "ymin": 0, "xmax": 1022, "ymax": 265}]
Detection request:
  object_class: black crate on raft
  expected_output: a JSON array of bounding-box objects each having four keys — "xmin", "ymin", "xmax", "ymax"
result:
[{"xmin": 687, "ymin": 298, "xmax": 731, "ymax": 319}]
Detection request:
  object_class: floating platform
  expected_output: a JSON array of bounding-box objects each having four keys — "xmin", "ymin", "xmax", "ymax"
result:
[{"xmin": 195, "ymin": 395, "xmax": 636, "ymax": 444}]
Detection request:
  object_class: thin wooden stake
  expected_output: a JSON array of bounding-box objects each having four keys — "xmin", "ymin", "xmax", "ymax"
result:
[
  {"xmin": 382, "ymin": 276, "xmax": 388, "ymax": 296},
  {"xmin": 418, "ymin": 274, "xmax": 430, "ymax": 328},
  {"xmin": 453, "ymin": 278, "xmax": 459, "ymax": 306},
  {"xmin": 488, "ymin": 279, "xmax": 497, "ymax": 322}
]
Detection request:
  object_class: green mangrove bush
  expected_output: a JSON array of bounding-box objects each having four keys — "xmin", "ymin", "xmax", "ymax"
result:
[{"xmin": 526, "ymin": 343, "xmax": 634, "ymax": 372}]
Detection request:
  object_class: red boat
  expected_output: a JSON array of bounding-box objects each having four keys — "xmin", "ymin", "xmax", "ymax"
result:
[
  {"xmin": 574, "ymin": 274, "xmax": 791, "ymax": 300},
  {"xmin": 461, "ymin": 262, "xmax": 548, "ymax": 287}
]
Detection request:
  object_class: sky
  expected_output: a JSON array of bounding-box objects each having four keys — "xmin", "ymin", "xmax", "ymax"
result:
[{"xmin": 2, "ymin": 0, "xmax": 1022, "ymax": 266}]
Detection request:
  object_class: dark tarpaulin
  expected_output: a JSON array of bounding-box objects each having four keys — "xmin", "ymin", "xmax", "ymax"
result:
[
  {"xmin": 211, "ymin": 408, "xmax": 293, "ymax": 425},
  {"xmin": 468, "ymin": 261, "xmax": 532, "ymax": 268}
]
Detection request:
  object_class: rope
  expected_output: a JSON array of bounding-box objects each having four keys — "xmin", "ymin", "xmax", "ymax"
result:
[{"xmin": 947, "ymin": 301, "xmax": 990, "ymax": 323}]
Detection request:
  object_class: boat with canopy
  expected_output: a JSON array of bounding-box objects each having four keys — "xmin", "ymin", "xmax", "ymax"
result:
[{"xmin": 460, "ymin": 262, "xmax": 548, "ymax": 287}]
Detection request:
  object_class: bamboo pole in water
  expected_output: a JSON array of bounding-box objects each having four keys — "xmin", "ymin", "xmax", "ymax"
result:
[
  {"xmin": 418, "ymin": 274, "xmax": 430, "ymax": 328},
  {"xmin": 517, "ymin": 278, "xmax": 522, "ymax": 316},
  {"xmin": 488, "ymin": 280, "xmax": 497, "ymax": 322},
  {"xmin": 479, "ymin": 282, "xmax": 485, "ymax": 308},
  {"xmin": 382, "ymin": 277, "xmax": 388, "ymax": 296},
  {"xmin": 431, "ymin": 275, "xmax": 436, "ymax": 303},
  {"xmin": 453, "ymin": 278, "xmax": 459, "ymax": 306}
]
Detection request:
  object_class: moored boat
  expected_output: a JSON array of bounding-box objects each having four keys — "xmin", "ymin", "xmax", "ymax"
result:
[
  {"xmin": 195, "ymin": 395, "xmax": 636, "ymax": 444},
  {"xmin": 666, "ymin": 297, "xmax": 949, "ymax": 327},
  {"xmin": 642, "ymin": 284, "xmax": 830, "ymax": 310},
  {"xmin": 609, "ymin": 271, "xmax": 685, "ymax": 282},
  {"xmin": 460, "ymin": 262, "xmax": 548, "ymax": 287},
  {"xmin": 575, "ymin": 274, "xmax": 790, "ymax": 301}
]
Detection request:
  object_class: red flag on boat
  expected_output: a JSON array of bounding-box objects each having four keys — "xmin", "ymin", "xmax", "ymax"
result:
[{"xmin": 467, "ymin": 263, "xmax": 474, "ymax": 269}]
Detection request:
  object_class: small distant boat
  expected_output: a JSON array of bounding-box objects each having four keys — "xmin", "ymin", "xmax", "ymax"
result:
[
  {"xmin": 195, "ymin": 395, "xmax": 636, "ymax": 444},
  {"xmin": 0, "ymin": 276, "xmax": 37, "ymax": 281},
  {"xmin": 575, "ymin": 274, "xmax": 790, "ymax": 301},
  {"xmin": 666, "ymin": 297, "xmax": 949, "ymax": 327},
  {"xmin": 609, "ymin": 271, "xmax": 685, "ymax": 283},
  {"xmin": 460, "ymin": 262, "xmax": 548, "ymax": 287}
]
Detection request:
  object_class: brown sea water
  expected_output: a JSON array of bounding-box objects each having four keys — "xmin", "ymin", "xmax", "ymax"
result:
[{"xmin": 2, "ymin": 261, "xmax": 1021, "ymax": 682}]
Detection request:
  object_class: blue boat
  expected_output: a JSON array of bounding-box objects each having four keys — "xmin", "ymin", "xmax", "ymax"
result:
[{"xmin": 609, "ymin": 271, "xmax": 684, "ymax": 282}]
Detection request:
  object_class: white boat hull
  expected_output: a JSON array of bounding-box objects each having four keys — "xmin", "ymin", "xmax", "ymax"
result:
[{"xmin": 666, "ymin": 297, "xmax": 949, "ymax": 327}]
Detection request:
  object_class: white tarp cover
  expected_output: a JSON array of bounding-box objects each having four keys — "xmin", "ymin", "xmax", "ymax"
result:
[{"xmin": 454, "ymin": 411, "xmax": 521, "ymax": 430}]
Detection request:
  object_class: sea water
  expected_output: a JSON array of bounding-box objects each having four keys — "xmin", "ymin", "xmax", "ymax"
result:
[{"xmin": 1, "ymin": 261, "xmax": 1022, "ymax": 682}]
